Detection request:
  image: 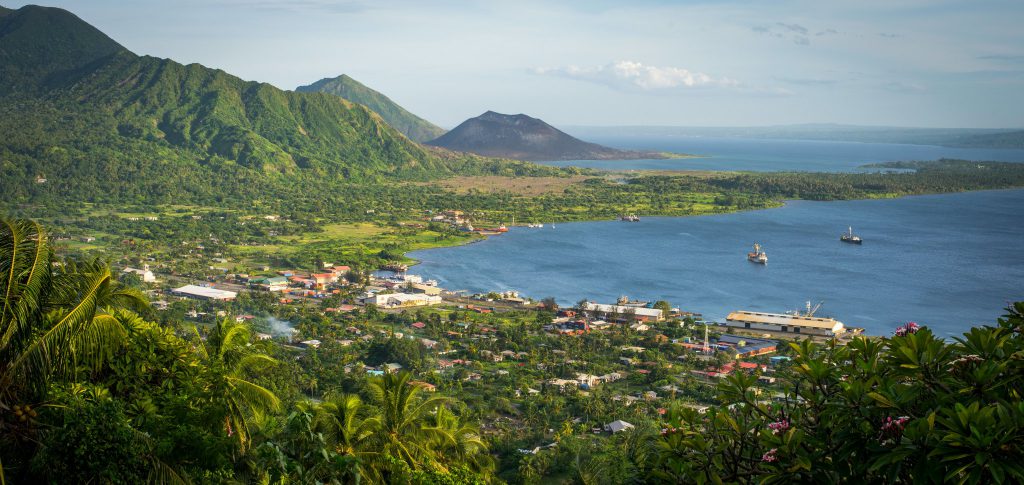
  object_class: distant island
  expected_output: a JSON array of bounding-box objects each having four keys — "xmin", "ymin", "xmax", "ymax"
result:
[
  {"xmin": 427, "ymin": 111, "xmax": 685, "ymax": 161},
  {"xmin": 563, "ymin": 124, "xmax": 1024, "ymax": 150}
]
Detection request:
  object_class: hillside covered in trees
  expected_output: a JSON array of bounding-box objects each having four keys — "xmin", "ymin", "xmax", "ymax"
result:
[
  {"xmin": 297, "ymin": 74, "xmax": 447, "ymax": 143},
  {"xmin": 0, "ymin": 4, "xmax": 560, "ymax": 199}
]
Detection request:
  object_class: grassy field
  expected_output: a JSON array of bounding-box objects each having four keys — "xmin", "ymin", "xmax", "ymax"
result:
[
  {"xmin": 424, "ymin": 175, "xmax": 596, "ymax": 196},
  {"xmin": 230, "ymin": 222, "xmax": 482, "ymax": 265}
]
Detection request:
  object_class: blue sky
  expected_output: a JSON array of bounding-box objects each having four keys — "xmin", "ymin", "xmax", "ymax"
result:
[{"xmin": 9, "ymin": 0, "xmax": 1024, "ymax": 128}]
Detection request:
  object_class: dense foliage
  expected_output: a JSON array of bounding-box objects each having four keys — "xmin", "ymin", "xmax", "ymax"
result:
[
  {"xmin": 653, "ymin": 307, "xmax": 1024, "ymax": 483},
  {"xmin": 0, "ymin": 4, "xmax": 565, "ymax": 195},
  {"xmin": 3, "ymin": 216, "xmax": 1023, "ymax": 483},
  {"xmin": 297, "ymin": 74, "xmax": 447, "ymax": 143},
  {"xmin": 0, "ymin": 218, "xmax": 492, "ymax": 483}
]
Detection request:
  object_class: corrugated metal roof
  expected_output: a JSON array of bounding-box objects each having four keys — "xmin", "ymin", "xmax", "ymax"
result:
[{"xmin": 726, "ymin": 311, "xmax": 842, "ymax": 330}]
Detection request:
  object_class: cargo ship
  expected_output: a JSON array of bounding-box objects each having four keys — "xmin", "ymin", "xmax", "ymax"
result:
[
  {"xmin": 747, "ymin": 243, "xmax": 767, "ymax": 264},
  {"xmin": 840, "ymin": 226, "xmax": 862, "ymax": 244}
]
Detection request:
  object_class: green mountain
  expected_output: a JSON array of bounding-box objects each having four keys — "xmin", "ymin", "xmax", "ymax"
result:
[
  {"xmin": 297, "ymin": 74, "xmax": 446, "ymax": 142},
  {"xmin": 0, "ymin": 4, "xmax": 125, "ymax": 94},
  {"xmin": 0, "ymin": 4, "xmax": 551, "ymax": 207}
]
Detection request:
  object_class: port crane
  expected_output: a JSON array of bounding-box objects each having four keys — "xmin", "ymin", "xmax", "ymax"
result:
[{"xmin": 804, "ymin": 300, "xmax": 823, "ymax": 317}]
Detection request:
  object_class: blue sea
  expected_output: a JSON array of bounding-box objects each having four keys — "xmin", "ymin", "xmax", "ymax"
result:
[
  {"xmin": 415, "ymin": 134, "xmax": 1024, "ymax": 338},
  {"xmin": 536, "ymin": 135, "xmax": 1024, "ymax": 172},
  {"xmin": 409, "ymin": 139, "xmax": 1024, "ymax": 336}
]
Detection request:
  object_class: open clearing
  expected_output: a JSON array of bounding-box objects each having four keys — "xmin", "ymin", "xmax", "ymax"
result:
[{"xmin": 425, "ymin": 175, "xmax": 595, "ymax": 196}]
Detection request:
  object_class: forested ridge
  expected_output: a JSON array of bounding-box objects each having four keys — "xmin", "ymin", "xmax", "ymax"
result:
[
  {"xmin": 0, "ymin": 4, "xmax": 560, "ymax": 192},
  {"xmin": 297, "ymin": 74, "xmax": 448, "ymax": 143}
]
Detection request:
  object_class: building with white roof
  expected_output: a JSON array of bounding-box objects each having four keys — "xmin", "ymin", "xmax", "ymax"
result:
[
  {"xmin": 123, "ymin": 264, "xmax": 156, "ymax": 283},
  {"xmin": 360, "ymin": 292, "xmax": 442, "ymax": 308},
  {"xmin": 605, "ymin": 420, "xmax": 635, "ymax": 433},
  {"xmin": 172, "ymin": 284, "xmax": 237, "ymax": 301},
  {"xmin": 583, "ymin": 302, "xmax": 664, "ymax": 322}
]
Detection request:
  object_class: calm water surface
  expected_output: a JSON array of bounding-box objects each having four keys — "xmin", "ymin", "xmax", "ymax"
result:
[
  {"xmin": 538, "ymin": 136, "xmax": 1024, "ymax": 172},
  {"xmin": 409, "ymin": 189, "xmax": 1024, "ymax": 337}
]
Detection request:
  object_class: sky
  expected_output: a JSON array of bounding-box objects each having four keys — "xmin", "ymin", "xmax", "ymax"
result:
[{"xmin": 9, "ymin": 0, "xmax": 1024, "ymax": 128}]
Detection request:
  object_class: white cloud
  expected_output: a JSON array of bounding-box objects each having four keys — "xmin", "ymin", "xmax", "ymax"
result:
[{"xmin": 535, "ymin": 60, "xmax": 740, "ymax": 91}]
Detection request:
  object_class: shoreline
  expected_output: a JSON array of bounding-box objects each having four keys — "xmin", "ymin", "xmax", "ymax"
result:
[
  {"xmin": 402, "ymin": 187, "xmax": 1024, "ymax": 336},
  {"xmin": 404, "ymin": 185, "xmax": 1024, "ymax": 264}
]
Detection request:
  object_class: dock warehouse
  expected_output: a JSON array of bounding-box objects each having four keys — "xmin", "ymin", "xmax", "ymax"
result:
[{"xmin": 723, "ymin": 311, "xmax": 846, "ymax": 336}]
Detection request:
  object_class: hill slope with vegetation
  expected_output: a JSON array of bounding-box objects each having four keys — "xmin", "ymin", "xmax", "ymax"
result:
[
  {"xmin": 297, "ymin": 74, "xmax": 447, "ymax": 143},
  {"xmin": 429, "ymin": 111, "xmax": 678, "ymax": 161},
  {"xmin": 0, "ymin": 4, "xmax": 562, "ymax": 206}
]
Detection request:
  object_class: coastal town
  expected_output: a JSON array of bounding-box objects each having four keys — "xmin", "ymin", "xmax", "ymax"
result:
[{"xmin": 106, "ymin": 206, "xmax": 868, "ymax": 473}]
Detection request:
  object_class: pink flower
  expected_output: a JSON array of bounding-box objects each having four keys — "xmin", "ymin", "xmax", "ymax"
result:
[
  {"xmin": 767, "ymin": 419, "xmax": 790, "ymax": 436},
  {"xmin": 879, "ymin": 416, "xmax": 910, "ymax": 444},
  {"xmin": 894, "ymin": 322, "xmax": 920, "ymax": 337},
  {"xmin": 761, "ymin": 448, "xmax": 778, "ymax": 463}
]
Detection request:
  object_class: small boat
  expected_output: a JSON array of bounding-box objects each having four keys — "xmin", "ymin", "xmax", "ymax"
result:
[
  {"xmin": 496, "ymin": 224, "xmax": 509, "ymax": 233},
  {"xmin": 620, "ymin": 214, "xmax": 640, "ymax": 222},
  {"xmin": 840, "ymin": 226, "xmax": 862, "ymax": 244},
  {"xmin": 527, "ymin": 223, "xmax": 544, "ymax": 228},
  {"xmin": 747, "ymin": 243, "xmax": 768, "ymax": 265}
]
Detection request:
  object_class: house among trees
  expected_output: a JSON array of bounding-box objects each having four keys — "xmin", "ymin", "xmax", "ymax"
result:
[
  {"xmin": 122, "ymin": 264, "xmax": 156, "ymax": 283},
  {"xmin": 250, "ymin": 276, "xmax": 289, "ymax": 292},
  {"xmin": 605, "ymin": 420, "xmax": 635, "ymax": 433}
]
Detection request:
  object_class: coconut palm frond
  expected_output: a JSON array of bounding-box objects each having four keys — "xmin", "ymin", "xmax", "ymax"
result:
[
  {"xmin": 10, "ymin": 270, "xmax": 108, "ymax": 381},
  {"xmin": 227, "ymin": 376, "xmax": 282, "ymax": 414},
  {"xmin": 234, "ymin": 353, "xmax": 278, "ymax": 376},
  {"xmin": 71, "ymin": 312, "xmax": 129, "ymax": 373},
  {"xmin": 0, "ymin": 218, "xmax": 50, "ymax": 353},
  {"xmin": 0, "ymin": 219, "xmax": 48, "ymax": 322}
]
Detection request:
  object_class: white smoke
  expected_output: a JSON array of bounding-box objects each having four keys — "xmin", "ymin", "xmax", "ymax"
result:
[{"xmin": 267, "ymin": 316, "xmax": 297, "ymax": 337}]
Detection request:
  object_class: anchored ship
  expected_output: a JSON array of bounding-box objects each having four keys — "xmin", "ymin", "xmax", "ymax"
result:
[
  {"xmin": 747, "ymin": 243, "xmax": 768, "ymax": 265},
  {"xmin": 840, "ymin": 226, "xmax": 862, "ymax": 244}
]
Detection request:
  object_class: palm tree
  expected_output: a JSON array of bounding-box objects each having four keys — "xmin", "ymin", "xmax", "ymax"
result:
[
  {"xmin": 1, "ymin": 218, "xmax": 145, "ymax": 400},
  {"xmin": 1, "ymin": 218, "xmax": 173, "ymax": 482},
  {"xmin": 315, "ymin": 393, "xmax": 379, "ymax": 479},
  {"xmin": 428, "ymin": 406, "xmax": 494, "ymax": 475},
  {"xmin": 196, "ymin": 318, "xmax": 281, "ymax": 452},
  {"xmin": 365, "ymin": 371, "xmax": 451, "ymax": 470},
  {"xmin": 569, "ymin": 450, "xmax": 609, "ymax": 485}
]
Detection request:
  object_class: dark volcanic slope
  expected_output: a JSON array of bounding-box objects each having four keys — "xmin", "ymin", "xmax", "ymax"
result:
[{"xmin": 427, "ymin": 111, "xmax": 670, "ymax": 161}]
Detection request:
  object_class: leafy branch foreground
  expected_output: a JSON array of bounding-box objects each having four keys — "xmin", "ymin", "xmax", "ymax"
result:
[{"xmin": 656, "ymin": 310, "xmax": 1024, "ymax": 484}]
